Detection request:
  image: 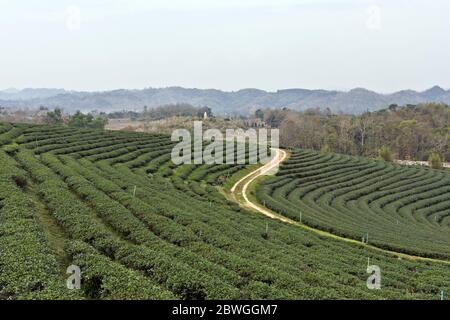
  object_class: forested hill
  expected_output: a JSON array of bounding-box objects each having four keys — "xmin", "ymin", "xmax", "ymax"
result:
[
  {"xmin": 271, "ymin": 103, "xmax": 450, "ymax": 162},
  {"xmin": 1, "ymin": 86, "xmax": 450, "ymax": 115}
]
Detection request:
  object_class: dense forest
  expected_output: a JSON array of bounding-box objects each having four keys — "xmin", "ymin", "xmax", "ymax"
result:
[{"xmin": 259, "ymin": 103, "xmax": 449, "ymax": 162}]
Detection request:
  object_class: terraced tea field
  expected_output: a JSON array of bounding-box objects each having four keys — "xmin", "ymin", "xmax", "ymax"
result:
[
  {"xmin": 256, "ymin": 149, "xmax": 450, "ymax": 259},
  {"xmin": 1, "ymin": 122, "xmax": 449, "ymax": 300}
]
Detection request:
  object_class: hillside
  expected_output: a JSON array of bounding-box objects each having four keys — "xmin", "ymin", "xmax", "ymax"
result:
[
  {"xmin": 1, "ymin": 86, "xmax": 450, "ymax": 115},
  {"xmin": 256, "ymin": 149, "xmax": 450, "ymax": 259},
  {"xmin": 1, "ymin": 122, "xmax": 450, "ymax": 300}
]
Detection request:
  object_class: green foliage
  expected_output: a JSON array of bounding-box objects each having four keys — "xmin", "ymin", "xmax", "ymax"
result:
[
  {"xmin": 0, "ymin": 125, "xmax": 23, "ymax": 146},
  {"xmin": 270, "ymin": 103, "xmax": 450, "ymax": 160},
  {"xmin": 320, "ymin": 144, "xmax": 332, "ymax": 153},
  {"xmin": 378, "ymin": 145, "xmax": 393, "ymax": 162},
  {"xmin": 254, "ymin": 109, "xmax": 264, "ymax": 120},
  {"xmin": 69, "ymin": 111, "xmax": 108, "ymax": 129},
  {"xmin": 0, "ymin": 150, "xmax": 79, "ymax": 299},
  {"xmin": 46, "ymin": 108, "xmax": 63, "ymax": 125},
  {"xmin": 428, "ymin": 152, "xmax": 443, "ymax": 169},
  {"xmin": 256, "ymin": 148, "xmax": 450, "ymax": 260},
  {"xmin": 2, "ymin": 122, "xmax": 450, "ymax": 300}
]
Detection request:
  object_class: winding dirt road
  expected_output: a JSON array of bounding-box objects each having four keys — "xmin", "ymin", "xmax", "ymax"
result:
[
  {"xmin": 231, "ymin": 148, "xmax": 290, "ymax": 223},
  {"xmin": 230, "ymin": 148, "xmax": 450, "ymax": 265}
]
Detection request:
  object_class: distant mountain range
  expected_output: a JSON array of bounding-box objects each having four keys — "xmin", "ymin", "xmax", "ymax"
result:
[
  {"xmin": 0, "ymin": 88, "xmax": 67, "ymax": 101},
  {"xmin": 1, "ymin": 86, "xmax": 449, "ymax": 115}
]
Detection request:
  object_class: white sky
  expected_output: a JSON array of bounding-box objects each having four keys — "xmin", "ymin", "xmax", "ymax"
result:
[{"xmin": 1, "ymin": 0, "xmax": 449, "ymax": 92}]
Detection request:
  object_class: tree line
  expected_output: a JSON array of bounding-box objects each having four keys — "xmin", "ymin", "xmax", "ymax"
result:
[
  {"xmin": 256, "ymin": 103, "xmax": 449, "ymax": 164},
  {"xmin": 46, "ymin": 108, "xmax": 108, "ymax": 129},
  {"xmin": 142, "ymin": 103, "xmax": 213, "ymax": 120}
]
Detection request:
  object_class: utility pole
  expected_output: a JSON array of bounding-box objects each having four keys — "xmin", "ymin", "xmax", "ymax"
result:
[{"xmin": 133, "ymin": 185, "xmax": 136, "ymax": 197}]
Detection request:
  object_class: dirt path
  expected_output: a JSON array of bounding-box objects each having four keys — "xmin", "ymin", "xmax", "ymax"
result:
[
  {"xmin": 395, "ymin": 159, "xmax": 450, "ymax": 168},
  {"xmin": 230, "ymin": 148, "xmax": 290, "ymax": 223},
  {"xmin": 230, "ymin": 148, "xmax": 450, "ymax": 265}
]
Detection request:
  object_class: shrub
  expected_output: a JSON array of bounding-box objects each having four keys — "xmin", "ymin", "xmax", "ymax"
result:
[
  {"xmin": 4, "ymin": 123, "xmax": 450, "ymax": 300},
  {"xmin": 428, "ymin": 152, "xmax": 443, "ymax": 169},
  {"xmin": 11, "ymin": 175, "xmax": 28, "ymax": 189},
  {"xmin": 320, "ymin": 144, "xmax": 332, "ymax": 153},
  {"xmin": 378, "ymin": 145, "xmax": 393, "ymax": 162}
]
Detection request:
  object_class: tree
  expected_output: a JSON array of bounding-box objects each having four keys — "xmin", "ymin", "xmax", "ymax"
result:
[
  {"xmin": 68, "ymin": 111, "xmax": 108, "ymax": 129},
  {"xmin": 91, "ymin": 116, "xmax": 108, "ymax": 129},
  {"xmin": 428, "ymin": 152, "xmax": 443, "ymax": 169},
  {"xmin": 357, "ymin": 113, "xmax": 372, "ymax": 153},
  {"xmin": 396, "ymin": 119, "xmax": 418, "ymax": 159},
  {"xmin": 46, "ymin": 108, "xmax": 63, "ymax": 125},
  {"xmin": 264, "ymin": 109, "xmax": 286, "ymax": 128},
  {"xmin": 197, "ymin": 106, "xmax": 213, "ymax": 119},
  {"xmin": 378, "ymin": 145, "xmax": 393, "ymax": 162},
  {"xmin": 68, "ymin": 111, "xmax": 86, "ymax": 128},
  {"xmin": 388, "ymin": 104, "xmax": 398, "ymax": 112},
  {"xmin": 320, "ymin": 144, "xmax": 332, "ymax": 153},
  {"xmin": 255, "ymin": 109, "xmax": 264, "ymax": 120}
]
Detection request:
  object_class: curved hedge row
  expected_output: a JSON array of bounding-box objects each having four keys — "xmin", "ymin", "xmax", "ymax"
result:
[
  {"xmin": 1, "ymin": 123, "xmax": 450, "ymax": 299},
  {"xmin": 256, "ymin": 149, "xmax": 450, "ymax": 259}
]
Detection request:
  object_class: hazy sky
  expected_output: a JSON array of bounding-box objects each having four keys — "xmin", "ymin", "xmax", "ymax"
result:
[{"xmin": 1, "ymin": 0, "xmax": 449, "ymax": 92}]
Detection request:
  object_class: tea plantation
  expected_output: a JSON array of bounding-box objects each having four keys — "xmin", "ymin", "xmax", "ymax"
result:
[
  {"xmin": 1, "ymin": 122, "xmax": 449, "ymax": 300},
  {"xmin": 256, "ymin": 149, "xmax": 450, "ymax": 259}
]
